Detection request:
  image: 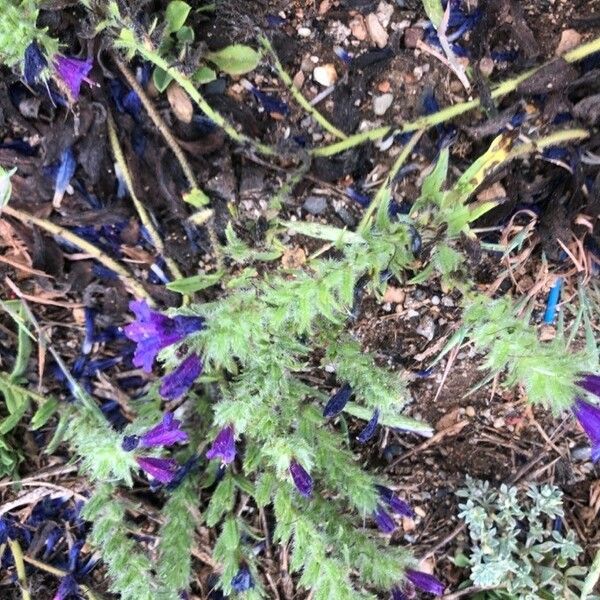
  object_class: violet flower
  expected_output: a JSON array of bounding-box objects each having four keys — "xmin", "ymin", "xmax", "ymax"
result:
[
  {"xmin": 136, "ymin": 456, "xmax": 179, "ymax": 484},
  {"xmin": 578, "ymin": 373, "xmax": 600, "ymax": 397},
  {"xmin": 572, "ymin": 398, "xmax": 600, "ymax": 462},
  {"xmin": 24, "ymin": 42, "xmax": 47, "ymax": 85},
  {"xmin": 357, "ymin": 408, "xmax": 380, "ymax": 443},
  {"xmin": 206, "ymin": 425, "xmax": 236, "ymax": 464},
  {"xmin": 289, "ymin": 460, "xmax": 313, "ymax": 497},
  {"xmin": 160, "ymin": 353, "xmax": 203, "ymax": 400},
  {"xmin": 53, "ymin": 147, "xmax": 76, "ymax": 207},
  {"xmin": 123, "ymin": 300, "xmax": 204, "ymax": 372},
  {"xmin": 123, "ymin": 413, "xmax": 188, "ymax": 451},
  {"xmin": 373, "ymin": 506, "xmax": 396, "ymax": 534},
  {"xmin": 323, "ymin": 383, "xmax": 352, "ymax": 418},
  {"xmin": 405, "ymin": 569, "xmax": 445, "ymax": 596},
  {"xmin": 375, "ymin": 485, "xmax": 414, "ymax": 518},
  {"xmin": 231, "ymin": 566, "xmax": 254, "ymax": 592},
  {"xmin": 391, "ymin": 588, "xmax": 408, "ymax": 600},
  {"xmin": 53, "ymin": 575, "xmax": 78, "ymax": 600},
  {"xmin": 52, "ymin": 55, "xmax": 93, "ymax": 100}
]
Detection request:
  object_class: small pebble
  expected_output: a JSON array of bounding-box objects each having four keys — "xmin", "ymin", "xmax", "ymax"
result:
[
  {"xmin": 493, "ymin": 417, "xmax": 505, "ymax": 429},
  {"xmin": 298, "ymin": 27, "xmax": 312, "ymax": 37},
  {"xmin": 465, "ymin": 406, "xmax": 476, "ymax": 418},
  {"xmin": 441, "ymin": 296, "xmax": 454, "ymax": 307},
  {"xmin": 479, "ymin": 56, "xmax": 495, "ymax": 77},
  {"xmin": 416, "ymin": 316, "xmax": 435, "ymax": 341},
  {"xmin": 349, "ymin": 15, "xmax": 368, "ymax": 40},
  {"xmin": 313, "ymin": 64, "xmax": 338, "ymax": 86},
  {"xmin": 431, "ymin": 295, "xmax": 440, "ymax": 306},
  {"xmin": 376, "ymin": 1, "xmax": 394, "ymax": 28},
  {"xmin": 366, "ymin": 13, "xmax": 389, "ymax": 48},
  {"xmin": 303, "ymin": 196, "xmax": 327, "ymax": 215},
  {"xmin": 555, "ymin": 28, "xmax": 582, "ymax": 56},
  {"xmin": 373, "ymin": 93, "xmax": 394, "ymax": 116},
  {"xmin": 404, "ymin": 26, "xmax": 424, "ymax": 49}
]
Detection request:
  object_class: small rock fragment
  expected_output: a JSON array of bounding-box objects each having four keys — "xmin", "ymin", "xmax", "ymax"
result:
[
  {"xmin": 383, "ymin": 286, "xmax": 405, "ymax": 304},
  {"xmin": 327, "ymin": 20, "xmax": 351, "ymax": 44},
  {"xmin": 404, "ymin": 26, "xmax": 424, "ymax": 48},
  {"xmin": 366, "ymin": 13, "xmax": 389, "ymax": 48},
  {"xmin": 479, "ymin": 56, "xmax": 495, "ymax": 77},
  {"xmin": 282, "ymin": 246, "xmax": 307, "ymax": 269},
  {"xmin": 167, "ymin": 82, "xmax": 193, "ymax": 123},
  {"xmin": 465, "ymin": 406, "xmax": 476, "ymax": 418},
  {"xmin": 298, "ymin": 27, "xmax": 312, "ymax": 37},
  {"xmin": 416, "ymin": 316, "xmax": 435, "ymax": 341},
  {"xmin": 349, "ymin": 15, "xmax": 368, "ymax": 41},
  {"xmin": 303, "ymin": 195, "xmax": 327, "ymax": 215},
  {"xmin": 376, "ymin": 1, "xmax": 394, "ymax": 28},
  {"xmin": 318, "ymin": 0, "xmax": 331, "ymax": 15},
  {"xmin": 292, "ymin": 70, "xmax": 305, "ymax": 89},
  {"xmin": 493, "ymin": 417, "xmax": 505, "ymax": 429},
  {"xmin": 313, "ymin": 64, "xmax": 338, "ymax": 86},
  {"xmin": 373, "ymin": 93, "xmax": 394, "ymax": 115},
  {"xmin": 555, "ymin": 29, "xmax": 582, "ymax": 56},
  {"xmin": 378, "ymin": 80, "xmax": 391, "ymax": 93}
]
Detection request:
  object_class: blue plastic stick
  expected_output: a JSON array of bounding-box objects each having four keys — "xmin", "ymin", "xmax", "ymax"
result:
[{"xmin": 543, "ymin": 278, "xmax": 563, "ymax": 324}]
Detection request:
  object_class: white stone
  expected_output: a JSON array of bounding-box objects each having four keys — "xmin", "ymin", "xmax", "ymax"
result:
[
  {"xmin": 373, "ymin": 93, "xmax": 394, "ymax": 116},
  {"xmin": 313, "ymin": 64, "xmax": 338, "ymax": 86}
]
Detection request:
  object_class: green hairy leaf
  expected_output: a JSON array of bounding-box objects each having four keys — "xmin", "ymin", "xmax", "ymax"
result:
[{"xmin": 206, "ymin": 44, "xmax": 261, "ymax": 75}]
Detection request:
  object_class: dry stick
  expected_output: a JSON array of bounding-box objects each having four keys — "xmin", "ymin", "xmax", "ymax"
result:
[
  {"xmin": 121, "ymin": 38, "xmax": 275, "ymax": 157},
  {"xmin": 111, "ymin": 55, "xmax": 224, "ymax": 273},
  {"xmin": 106, "ymin": 111, "xmax": 184, "ymax": 281},
  {"xmin": 21, "ymin": 554, "xmax": 102, "ymax": 600},
  {"xmin": 8, "ymin": 540, "xmax": 31, "ymax": 600},
  {"xmin": 112, "ymin": 54, "xmax": 199, "ymax": 190},
  {"xmin": 1, "ymin": 205, "xmax": 151, "ymax": 301},
  {"xmin": 260, "ymin": 36, "xmax": 348, "ymax": 141},
  {"xmin": 313, "ymin": 35, "xmax": 600, "ymax": 157}
]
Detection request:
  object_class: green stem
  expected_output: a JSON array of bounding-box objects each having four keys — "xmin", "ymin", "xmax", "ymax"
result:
[
  {"xmin": 507, "ymin": 127, "xmax": 589, "ymax": 160},
  {"xmin": 314, "ymin": 35, "xmax": 600, "ymax": 156},
  {"xmin": 8, "ymin": 540, "xmax": 31, "ymax": 600},
  {"xmin": 1, "ymin": 205, "xmax": 151, "ymax": 302},
  {"xmin": 119, "ymin": 33, "xmax": 275, "ymax": 157},
  {"xmin": 358, "ymin": 130, "xmax": 424, "ymax": 233},
  {"xmin": 260, "ymin": 36, "xmax": 348, "ymax": 140},
  {"xmin": 107, "ymin": 112, "xmax": 185, "ymax": 282}
]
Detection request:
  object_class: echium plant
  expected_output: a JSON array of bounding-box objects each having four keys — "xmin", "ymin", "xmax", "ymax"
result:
[{"xmin": 455, "ymin": 477, "xmax": 598, "ymax": 600}]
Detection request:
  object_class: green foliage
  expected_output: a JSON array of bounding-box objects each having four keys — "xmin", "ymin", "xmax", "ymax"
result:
[
  {"xmin": 456, "ymin": 477, "xmax": 598, "ymax": 600},
  {"xmin": 157, "ymin": 477, "xmax": 200, "ymax": 594},
  {"xmin": 205, "ymin": 44, "xmax": 262, "ymax": 76},
  {"xmin": 84, "ymin": 485, "xmax": 173, "ymax": 600},
  {"xmin": 462, "ymin": 294, "xmax": 585, "ymax": 411},
  {"xmin": 0, "ymin": 0, "xmax": 58, "ymax": 70},
  {"xmin": 421, "ymin": 0, "xmax": 444, "ymax": 28},
  {"xmin": 0, "ymin": 166, "xmax": 16, "ymax": 208}
]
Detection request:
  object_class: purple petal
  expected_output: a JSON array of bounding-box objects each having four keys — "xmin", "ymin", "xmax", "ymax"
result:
[
  {"xmin": 573, "ymin": 398, "xmax": 600, "ymax": 461},
  {"xmin": 390, "ymin": 588, "xmax": 408, "ymax": 600},
  {"xmin": 159, "ymin": 354, "xmax": 203, "ymax": 400},
  {"xmin": 52, "ymin": 55, "xmax": 93, "ymax": 100},
  {"xmin": 136, "ymin": 456, "xmax": 179, "ymax": 483},
  {"xmin": 357, "ymin": 408, "xmax": 379, "ymax": 443},
  {"xmin": 405, "ymin": 569, "xmax": 444, "ymax": 595},
  {"xmin": 140, "ymin": 412, "xmax": 189, "ymax": 448},
  {"xmin": 53, "ymin": 147, "xmax": 76, "ymax": 206},
  {"xmin": 206, "ymin": 425, "xmax": 236, "ymax": 464},
  {"xmin": 123, "ymin": 300, "xmax": 204, "ymax": 372},
  {"xmin": 24, "ymin": 42, "xmax": 47, "ymax": 85},
  {"xmin": 375, "ymin": 485, "xmax": 414, "ymax": 518},
  {"xmin": 578, "ymin": 374, "xmax": 600, "ymax": 398},
  {"xmin": 231, "ymin": 566, "xmax": 254, "ymax": 592},
  {"xmin": 53, "ymin": 575, "xmax": 78, "ymax": 600},
  {"xmin": 289, "ymin": 460, "xmax": 313, "ymax": 497},
  {"xmin": 323, "ymin": 384, "xmax": 352, "ymax": 418},
  {"xmin": 373, "ymin": 506, "xmax": 396, "ymax": 534}
]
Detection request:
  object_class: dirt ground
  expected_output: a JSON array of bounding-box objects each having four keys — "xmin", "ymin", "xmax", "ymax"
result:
[{"xmin": 2, "ymin": 0, "xmax": 600, "ymax": 597}]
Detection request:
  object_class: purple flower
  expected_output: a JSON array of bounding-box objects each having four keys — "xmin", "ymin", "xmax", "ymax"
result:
[
  {"xmin": 289, "ymin": 459, "xmax": 313, "ymax": 497},
  {"xmin": 375, "ymin": 485, "xmax": 414, "ymax": 517},
  {"xmin": 123, "ymin": 413, "xmax": 189, "ymax": 451},
  {"xmin": 357, "ymin": 408, "xmax": 380, "ymax": 443},
  {"xmin": 206, "ymin": 425, "xmax": 236, "ymax": 464},
  {"xmin": 160, "ymin": 353, "xmax": 203, "ymax": 399},
  {"xmin": 405, "ymin": 569, "xmax": 444, "ymax": 596},
  {"xmin": 231, "ymin": 566, "xmax": 254, "ymax": 592},
  {"xmin": 573, "ymin": 398, "xmax": 600, "ymax": 461},
  {"xmin": 136, "ymin": 456, "xmax": 179, "ymax": 483},
  {"xmin": 52, "ymin": 147, "xmax": 76, "ymax": 207},
  {"xmin": 323, "ymin": 384, "xmax": 352, "ymax": 418},
  {"xmin": 578, "ymin": 374, "xmax": 600, "ymax": 398},
  {"xmin": 123, "ymin": 300, "xmax": 204, "ymax": 372},
  {"xmin": 53, "ymin": 575, "xmax": 78, "ymax": 600},
  {"xmin": 373, "ymin": 506, "xmax": 396, "ymax": 534},
  {"xmin": 52, "ymin": 55, "xmax": 93, "ymax": 100},
  {"xmin": 24, "ymin": 42, "xmax": 47, "ymax": 85},
  {"xmin": 390, "ymin": 588, "xmax": 408, "ymax": 600}
]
